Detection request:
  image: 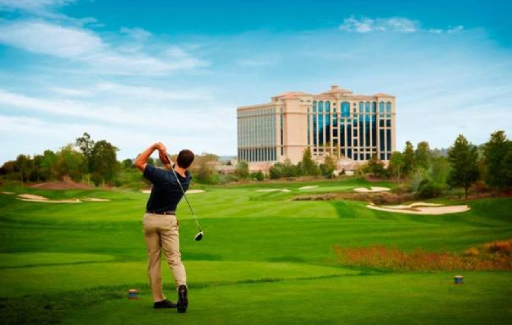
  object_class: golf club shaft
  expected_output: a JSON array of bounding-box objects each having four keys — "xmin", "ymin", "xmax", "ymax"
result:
[{"xmin": 166, "ymin": 154, "xmax": 202, "ymax": 232}]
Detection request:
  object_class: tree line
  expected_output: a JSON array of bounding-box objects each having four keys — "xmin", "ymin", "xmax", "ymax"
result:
[
  {"xmin": 1, "ymin": 133, "xmax": 120, "ymax": 186},
  {"xmin": 372, "ymin": 130, "xmax": 512, "ymax": 199}
]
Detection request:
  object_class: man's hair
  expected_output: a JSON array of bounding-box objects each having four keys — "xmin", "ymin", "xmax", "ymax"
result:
[{"xmin": 177, "ymin": 149, "xmax": 195, "ymax": 168}]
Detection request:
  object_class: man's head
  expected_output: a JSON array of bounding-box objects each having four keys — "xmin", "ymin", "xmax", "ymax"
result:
[{"xmin": 177, "ymin": 149, "xmax": 195, "ymax": 169}]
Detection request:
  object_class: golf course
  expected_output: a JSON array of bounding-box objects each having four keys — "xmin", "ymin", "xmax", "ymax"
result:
[{"xmin": 1, "ymin": 177, "xmax": 511, "ymax": 324}]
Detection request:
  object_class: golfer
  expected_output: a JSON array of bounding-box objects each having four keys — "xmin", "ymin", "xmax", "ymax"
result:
[{"xmin": 134, "ymin": 142, "xmax": 194, "ymax": 313}]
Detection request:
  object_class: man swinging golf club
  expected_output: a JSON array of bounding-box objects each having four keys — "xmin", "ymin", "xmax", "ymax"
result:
[{"xmin": 134, "ymin": 142, "xmax": 194, "ymax": 313}]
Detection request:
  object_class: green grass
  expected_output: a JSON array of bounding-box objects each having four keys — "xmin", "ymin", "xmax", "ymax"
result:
[{"xmin": 0, "ymin": 177, "xmax": 511, "ymax": 324}]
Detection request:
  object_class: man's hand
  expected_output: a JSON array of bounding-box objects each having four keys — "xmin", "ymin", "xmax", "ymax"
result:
[
  {"xmin": 134, "ymin": 142, "xmax": 169, "ymax": 172},
  {"xmin": 153, "ymin": 142, "xmax": 167, "ymax": 154},
  {"xmin": 154, "ymin": 142, "xmax": 171, "ymax": 169}
]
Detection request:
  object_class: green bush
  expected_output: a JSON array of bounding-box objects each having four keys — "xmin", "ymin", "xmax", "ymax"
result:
[
  {"xmin": 250, "ymin": 171, "xmax": 264, "ymax": 181},
  {"xmin": 416, "ymin": 179, "xmax": 443, "ymax": 199}
]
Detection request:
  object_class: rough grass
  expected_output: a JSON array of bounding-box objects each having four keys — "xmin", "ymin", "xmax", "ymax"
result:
[{"xmin": 333, "ymin": 244, "xmax": 512, "ymax": 271}]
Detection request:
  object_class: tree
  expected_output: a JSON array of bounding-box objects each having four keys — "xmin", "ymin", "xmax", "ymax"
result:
[
  {"xmin": 122, "ymin": 159, "xmax": 134, "ymax": 169},
  {"xmin": 430, "ymin": 155, "xmax": 451, "ymax": 186},
  {"xmin": 300, "ymin": 148, "xmax": 319, "ymax": 176},
  {"xmin": 75, "ymin": 132, "xmax": 95, "ymax": 172},
  {"xmin": 402, "ymin": 141, "xmax": 415, "ymax": 176},
  {"xmin": 320, "ymin": 154, "xmax": 337, "ymax": 177},
  {"xmin": 447, "ymin": 135, "xmax": 479, "ymax": 200},
  {"xmin": 40, "ymin": 150, "xmax": 57, "ymax": 180},
  {"xmin": 90, "ymin": 140, "xmax": 119, "ymax": 186},
  {"xmin": 415, "ymin": 141, "xmax": 431, "ymax": 170},
  {"xmin": 483, "ymin": 131, "xmax": 511, "ymax": 193},
  {"xmin": 15, "ymin": 154, "xmax": 33, "ymax": 184},
  {"xmin": 366, "ymin": 154, "xmax": 387, "ymax": 178},
  {"xmin": 235, "ymin": 161, "xmax": 250, "ymax": 179},
  {"xmin": 192, "ymin": 153, "xmax": 218, "ymax": 184},
  {"xmin": 54, "ymin": 145, "xmax": 87, "ymax": 181},
  {"xmin": 388, "ymin": 151, "xmax": 404, "ymax": 183}
]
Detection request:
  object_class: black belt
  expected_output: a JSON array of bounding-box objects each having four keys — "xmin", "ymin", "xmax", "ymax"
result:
[{"xmin": 147, "ymin": 211, "xmax": 176, "ymax": 215}]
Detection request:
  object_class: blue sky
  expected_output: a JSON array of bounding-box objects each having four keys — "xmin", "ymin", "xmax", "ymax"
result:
[{"xmin": 0, "ymin": 0, "xmax": 511, "ymax": 162}]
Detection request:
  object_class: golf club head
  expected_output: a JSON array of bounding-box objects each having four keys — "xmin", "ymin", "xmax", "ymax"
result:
[{"xmin": 194, "ymin": 231, "xmax": 203, "ymax": 241}]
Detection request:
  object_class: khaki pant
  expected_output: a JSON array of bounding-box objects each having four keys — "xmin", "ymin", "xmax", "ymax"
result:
[{"xmin": 143, "ymin": 212, "xmax": 187, "ymax": 302}]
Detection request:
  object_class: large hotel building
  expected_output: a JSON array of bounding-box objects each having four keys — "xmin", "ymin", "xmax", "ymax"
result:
[{"xmin": 237, "ymin": 85, "xmax": 396, "ymax": 170}]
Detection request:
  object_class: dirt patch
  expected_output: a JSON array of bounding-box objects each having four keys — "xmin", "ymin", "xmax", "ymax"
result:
[
  {"xmin": 367, "ymin": 202, "xmax": 470, "ymax": 215},
  {"xmin": 353, "ymin": 186, "xmax": 390, "ymax": 193},
  {"xmin": 31, "ymin": 181, "xmax": 92, "ymax": 190},
  {"xmin": 17, "ymin": 194, "xmax": 81, "ymax": 204}
]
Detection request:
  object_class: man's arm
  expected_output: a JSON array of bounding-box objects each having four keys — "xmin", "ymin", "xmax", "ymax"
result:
[{"xmin": 134, "ymin": 142, "xmax": 168, "ymax": 172}]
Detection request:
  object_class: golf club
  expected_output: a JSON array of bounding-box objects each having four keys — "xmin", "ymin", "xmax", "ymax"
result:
[{"xmin": 165, "ymin": 154, "xmax": 203, "ymax": 241}]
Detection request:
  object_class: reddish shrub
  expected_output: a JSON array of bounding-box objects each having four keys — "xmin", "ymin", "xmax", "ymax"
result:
[{"xmin": 333, "ymin": 244, "xmax": 512, "ymax": 271}]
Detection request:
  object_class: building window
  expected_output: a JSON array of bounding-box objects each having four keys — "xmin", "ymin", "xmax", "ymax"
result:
[
  {"xmin": 386, "ymin": 129, "xmax": 392, "ymax": 152},
  {"xmin": 341, "ymin": 101, "xmax": 350, "ymax": 117},
  {"xmin": 386, "ymin": 102, "xmax": 391, "ymax": 114},
  {"xmin": 318, "ymin": 101, "xmax": 324, "ymax": 145},
  {"xmin": 307, "ymin": 107, "xmax": 311, "ymax": 145},
  {"xmin": 380, "ymin": 129, "xmax": 385, "ymax": 151}
]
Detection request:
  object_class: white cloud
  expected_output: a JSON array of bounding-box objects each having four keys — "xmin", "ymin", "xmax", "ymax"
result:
[
  {"xmin": 120, "ymin": 27, "xmax": 152, "ymax": 42},
  {"xmin": 0, "ymin": 0, "xmax": 74, "ymax": 13},
  {"xmin": 0, "ymin": 20, "xmax": 208, "ymax": 75},
  {"xmin": 340, "ymin": 16, "xmax": 420, "ymax": 33},
  {"xmin": 339, "ymin": 16, "xmax": 463, "ymax": 34},
  {"xmin": 0, "ymin": 21, "xmax": 104, "ymax": 58},
  {"xmin": 0, "ymin": 88, "xmax": 231, "ymax": 131},
  {"xmin": 95, "ymin": 82, "xmax": 212, "ymax": 101}
]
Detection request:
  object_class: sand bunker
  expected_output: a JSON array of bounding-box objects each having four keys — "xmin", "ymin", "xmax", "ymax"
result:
[
  {"xmin": 367, "ymin": 202, "xmax": 470, "ymax": 215},
  {"xmin": 256, "ymin": 189, "xmax": 290, "ymax": 193},
  {"xmin": 142, "ymin": 189, "xmax": 205, "ymax": 194},
  {"xmin": 17, "ymin": 194, "xmax": 110, "ymax": 203},
  {"xmin": 80, "ymin": 198, "xmax": 111, "ymax": 202},
  {"xmin": 17, "ymin": 194, "xmax": 81, "ymax": 204},
  {"xmin": 353, "ymin": 187, "xmax": 390, "ymax": 193},
  {"xmin": 1, "ymin": 191, "xmax": 15, "ymax": 195},
  {"xmin": 299, "ymin": 186, "xmax": 319, "ymax": 190}
]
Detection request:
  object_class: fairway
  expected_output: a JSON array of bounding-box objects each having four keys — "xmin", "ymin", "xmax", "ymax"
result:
[{"xmin": 1, "ymin": 178, "xmax": 511, "ymax": 324}]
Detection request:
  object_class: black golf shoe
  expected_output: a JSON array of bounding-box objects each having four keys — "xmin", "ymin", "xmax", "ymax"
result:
[
  {"xmin": 177, "ymin": 285, "xmax": 188, "ymax": 313},
  {"xmin": 153, "ymin": 299, "xmax": 177, "ymax": 309}
]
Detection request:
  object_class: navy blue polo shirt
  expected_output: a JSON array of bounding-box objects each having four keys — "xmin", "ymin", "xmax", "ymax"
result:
[{"xmin": 143, "ymin": 164, "xmax": 192, "ymax": 213}]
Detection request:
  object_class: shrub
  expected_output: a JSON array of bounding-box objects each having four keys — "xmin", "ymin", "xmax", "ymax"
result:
[
  {"xmin": 269, "ymin": 163, "xmax": 284, "ymax": 179},
  {"xmin": 333, "ymin": 244, "xmax": 512, "ymax": 271},
  {"xmin": 250, "ymin": 171, "xmax": 264, "ymax": 181},
  {"xmin": 416, "ymin": 179, "xmax": 443, "ymax": 199}
]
